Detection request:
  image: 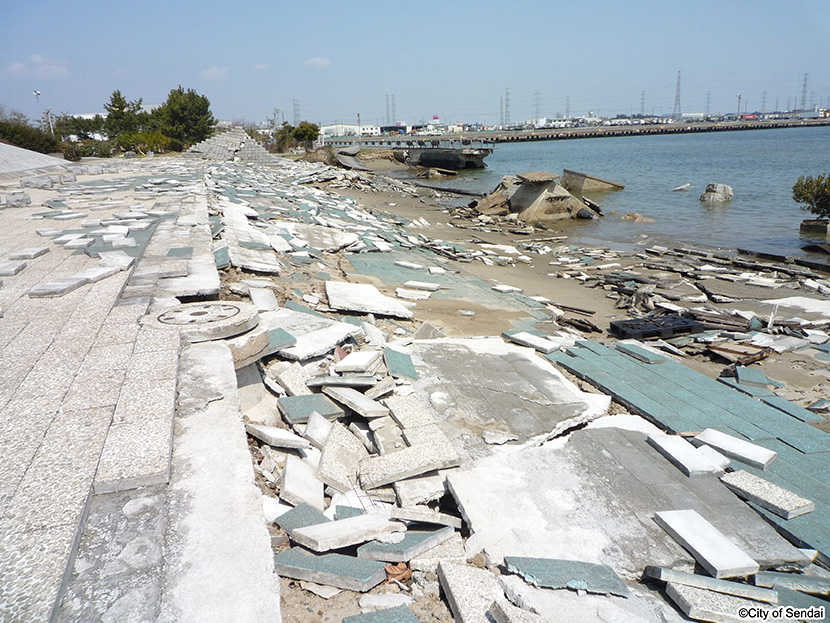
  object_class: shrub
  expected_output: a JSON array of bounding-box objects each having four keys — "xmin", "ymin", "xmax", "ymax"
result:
[
  {"xmin": 0, "ymin": 119, "xmax": 60, "ymax": 153},
  {"xmin": 60, "ymin": 141, "xmax": 82, "ymax": 162},
  {"xmin": 793, "ymin": 174, "xmax": 830, "ymax": 219}
]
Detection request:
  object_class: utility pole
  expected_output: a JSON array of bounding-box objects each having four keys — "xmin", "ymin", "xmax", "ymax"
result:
[
  {"xmin": 293, "ymin": 99, "xmax": 300, "ymax": 126},
  {"xmin": 565, "ymin": 95, "xmax": 570, "ymax": 119},
  {"xmin": 533, "ymin": 90, "xmax": 541, "ymax": 125},
  {"xmin": 504, "ymin": 88, "xmax": 511, "ymax": 127},
  {"xmin": 736, "ymin": 94, "xmax": 742, "ymax": 119},
  {"xmin": 672, "ymin": 71, "xmax": 682, "ymax": 119},
  {"xmin": 801, "ymin": 73, "xmax": 809, "ymax": 110}
]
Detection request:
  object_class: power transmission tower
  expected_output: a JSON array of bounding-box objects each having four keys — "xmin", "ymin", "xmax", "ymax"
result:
[
  {"xmin": 499, "ymin": 96, "xmax": 504, "ymax": 127},
  {"xmin": 504, "ymin": 88, "xmax": 511, "ymax": 126},
  {"xmin": 672, "ymin": 71, "xmax": 682, "ymax": 119},
  {"xmin": 385, "ymin": 95, "xmax": 390, "ymax": 126},
  {"xmin": 391, "ymin": 95, "xmax": 396, "ymax": 125},
  {"xmin": 533, "ymin": 90, "xmax": 541, "ymax": 124},
  {"xmin": 810, "ymin": 91, "xmax": 815, "ymax": 110},
  {"xmin": 801, "ymin": 73, "xmax": 809, "ymax": 110},
  {"xmin": 761, "ymin": 91, "xmax": 767, "ymax": 112},
  {"xmin": 292, "ymin": 99, "xmax": 300, "ymax": 125},
  {"xmin": 565, "ymin": 95, "xmax": 570, "ymax": 119},
  {"xmin": 640, "ymin": 91, "xmax": 645, "ymax": 116},
  {"xmin": 705, "ymin": 92, "xmax": 711, "ymax": 117}
]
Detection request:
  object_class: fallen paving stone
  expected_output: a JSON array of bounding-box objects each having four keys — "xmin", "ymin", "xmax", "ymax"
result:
[
  {"xmin": 335, "ymin": 350, "xmax": 383, "ymax": 374},
  {"xmin": 696, "ymin": 444, "xmax": 731, "ymax": 471},
  {"xmin": 365, "ymin": 376, "xmax": 396, "ymax": 401},
  {"xmin": 349, "ymin": 421, "xmax": 378, "ymax": 454},
  {"xmin": 323, "ymin": 386, "xmax": 390, "ymax": 419},
  {"xmin": 291, "ymin": 513, "xmax": 407, "ymax": 552},
  {"xmin": 413, "ymin": 322, "xmax": 446, "ymax": 340},
  {"xmin": 393, "ymin": 470, "xmax": 449, "ymax": 507},
  {"xmin": 317, "ymin": 422, "xmax": 369, "ymax": 492},
  {"xmin": 693, "ymin": 428, "xmax": 777, "ymax": 470},
  {"xmin": 281, "ymin": 455, "xmax": 325, "ymax": 511},
  {"xmin": 361, "ymin": 322, "xmax": 387, "ymax": 347},
  {"xmin": 489, "ymin": 599, "xmax": 545, "ymax": 623},
  {"xmin": 665, "ymin": 582, "xmax": 775, "ymax": 623},
  {"xmin": 303, "ymin": 411, "xmax": 334, "ymax": 449},
  {"xmin": 394, "ymin": 261, "xmax": 424, "ymax": 270},
  {"xmin": 325, "ymin": 280, "xmax": 414, "ymax": 319},
  {"xmin": 396, "ymin": 287, "xmax": 431, "ymax": 301},
  {"xmin": 264, "ymin": 308, "xmax": 360, "ymax": 361},
  {"xmin": 735, "ymin": 366, "xmax": 771, "ymax": 388},
  {"xmin": 644, "ymin": 566, "xmax": 778, "ymax": 603},
  {"xmin": 0, "ymin": 260, "xmax": 27, "ymax": 276},
  {"xmin": 384, "ymin": 394, "xmax": 437, "ymax": 429},
  {"xmin": 506, "ymin": 331, "xmax": 560, "ymax": 354},
  {"xmin": 72, "ymin": 266, "xmax": 121, "ymax": 283},
  {"xmin": 8, "ymin": 246, "xmax": 49, "ymax": 260},
  {"xmin": 64, "ymin": 237, "xmax": 94, "ymax": 249},
  {"xmin": 300, "ymin": 581, "xmax": 342, "ymax": 599},
  {"xmin": 383, "ymin": 347, "xmax": 418, "ymax": 380},
  {"xmin": 360, "ymin": 437, "xmax": 459, "ymax": 490},
  {"xmin": 275, "ymin": 362, "xmax": 312, "ymax": 396},
  {"xmin": 249, "ymin": 287, "xmax": 279, "ymax": 311},
  {"xmin": 492, "ymin": 284, "xmax": 523, "ymax": 294},
  {"xmin": 225, "ymin": 324, "xmax": 271, "ymax": 368},
  {"xmin": 245, "ymin": 423, "xmax": 311, "ymax": 449},
  {"xmin": 482, "ymin": 430, "xmax": 519, "ymax": 445},
  {"xmin": 277, "ymin": 393, "xmax": 344, "ymax": 424},
  {"xmin": 402, "ymin": 280, "xmax": 441, "ymax": 291},
  {"xmin": 647, "ymin": 433, "xmax": 725, "ymax": 477},
  {"xmin": 720, "ymin": 470, "xmax": 814, "ymax": 519},
  {"xmin": 357, "ymin": 525, "xmax": 455, "ymax": 562},
  {"xmin": 98, "ymin": 250, "xmax": 135, "ymax": 270},
  {"xmin": 654, "ymin": 509, "xmax": 759, "ymax": 579},
  {"xmin": 754, "ymin": 570, "xmax": 830, "ymax": 596},
  {"xmin": 306, "ymin": 375, "xmax": 377, "ymax": 389},
  {"xmin": 343, "ymin": 605, "xmax": 419, "ymax": 623},
  {"xmin": 336, "ymin": 506, "xmax": 366, "ymax": 520},
  {"xmin": 438, "ymin": 561, "xmax": 505, "ymax": 623},
  {"xmin": 28, "ymin": 275, "xmax": 90, "ymax": 298},
  {"xmin": 263, "ymin": 495, "xmax": 293, "ymax": 524},
  {"xmin": 275, "ymin": 502, "xmax": 330, "ymax": 537},
  {"xmin": 272, "ymin": 547, "xmax": 387, "ymax": 592},
  {"xmin": 357, "ymin": 594, "xmax": 414, "ymax": 611},
  {"xmin": 504, "ymin": 556, "xmax": 628, "ymax": 597},
  {"xmin": 388, "ymin": 506, "xmax": 463, "ymax": 529}
]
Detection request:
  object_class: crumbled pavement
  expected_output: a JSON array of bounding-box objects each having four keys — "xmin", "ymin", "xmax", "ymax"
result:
[{"xmin": 2, "ymin": 136, "xmax": 830, "ymax": 623}]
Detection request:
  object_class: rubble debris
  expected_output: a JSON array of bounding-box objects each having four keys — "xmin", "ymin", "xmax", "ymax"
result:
[
  {"xmin": 654, "ymin": 509, "xmax": 760, "ymax": 579},
  {"xmin": 644, "ymin": 566, "xmax": 778, "ymax": 603},
  {"xmin": 754, "ymin": 570, "xmax": 830, "ymax": 596},
  {"xmin": 323, "ymin": 387, "xmax": 390, "ymax": 419},
  {"xmin": 388, "ymin": 507, "xmax": 463, "ymax": 529},
  {"xmin": 505, "ymin": 556, "xmax": 628, "ymax": 597},
  {"xmin": 291, "ymin": 513, "xmax": 407, "ymax": 552},
  {"xmin": 720, "ymin": 470, "xmax": 815, "ymax": 519},
  {"xmin": 272, "ymin": 547, "xmax": 388, "ymax": 592},
  {"xmin": 357, "ymin": 526, "xmax": 455, "ymax": 562},
  {"xmin": 325, "ymin": 280, "xmax": 415, "ymax": 319},
  {"xmin": 664, "ymin": 582, "xmax": 770, "ymax": 623},
  {"xmin": 438, "ymin": 562, "xmax": 505, "ymax": 623},
  {"xmin": 343, "ymin": 605, "xmax": 419, "ymax": 623},
  {"xmin": 646, "ymin": 433, "xmax": 726, "ymax": 477},
  {"xmin": 317, "ymin": 422, "xmax": 369, "ymax": 492},
  {"xmin": 245, "ymin": 423, "xmax": 310, "ymax": 449},
  {"xmin": 693, "ymin": 429, "xmax": 777, "ymax": 470},
  {"xmin": 280, "ymin": 455, "xmax": 325, "ymax": 511},
  {"xmin": 275, "ymin": 502, "xmax": 330, "ymax": 537},
  {"xmin": 277, "ymin": 393, "xmax": 344, "ymax": 424}
]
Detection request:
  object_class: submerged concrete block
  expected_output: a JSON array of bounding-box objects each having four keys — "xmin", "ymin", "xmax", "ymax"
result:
[
  {"xmin": 720, "ymin": 470, "xmax": 814, "ymax": 519},
  {"xmin": 654, "ymin": 509, "xmax": 759, "ymax": 579},
  {"xmin": 504, "ymin": 556, "xmax": 628, "ymax": 597},
  {"xmin": 272, "ymin": 547, "xmax": 387, "ymax": 592},
  {"xmin": 357, "ymin": 526, "xmax": 455, "ymax": 562},
  {"xmin": 694, "ymin": 428, "xmax": 777, "ymax": 470},
  {"xmin": 291, "ymin": 513, "xmax": 406, "ymax": 552}
]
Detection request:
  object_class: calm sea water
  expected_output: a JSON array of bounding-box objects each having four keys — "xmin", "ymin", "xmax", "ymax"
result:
[{"xmin": 431, "ymin": 126, "xmax": 830, "ymax": 257}]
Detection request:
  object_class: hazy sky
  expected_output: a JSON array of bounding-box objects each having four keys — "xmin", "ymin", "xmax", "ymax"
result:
[{"xmin": 3, "ymin": 1, "xmax": 829, "ymax": 126}]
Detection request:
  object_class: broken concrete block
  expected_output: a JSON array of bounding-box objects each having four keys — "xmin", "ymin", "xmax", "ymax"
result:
[
  {"xmin": 325, "ymin": 280, "xmax": 414, "ymax": 319},
  {"xmin": 98, "ymin": 250, "xmax": 136, "ymax": 271},
  {"xmin": 336, "ymin": 506, "xmax": 366, "ymax": 521},
  {"xmin": 343, "ymin": 605, "xmax": 419, "ymax": 623},
  {"xmin": 409, "ymin": 533, "xmax": 466, "ymax": 572},
  {"xmin": 291, "ymin": 513, "xmax": 406, "ymax": 552},
  {"xmin": 504, "ymin": 556, "xmax": 628, "ymax": 597},
  {"xmin": 323, "ymin": 386, "xmax": 389, "ymax": 419},
  {"xmin": 263, "ymin": 495, "xmax": 293, "ymax": 524},
  {"xmin": 335, "ymin": 350, "xmax": 383, "ymax": 374},
  {"xmin": 720, "ymin": 470, "xmax": 814, "ymax": 519},
  {"xmin": 349, "ymin": 420, "xmax": 377, "ymax": 454},
  {"xmin": 0, "ymin": 261, "xmax": 27, "ymax": 276},
  {"xmin": 413, "ymin": 322, "xmax": 445, "ymax": 340},
  {"xmin": 644, "ymin": 566, "xmax": 778, "ymax": 603},
  {"xmin": 72, "ymin": 266, "xmax": 121, "ymax": 283},
  {"xmin": 361, "ymin": 322, "xmax": 387, "ymax": 347},
  {"xmin": 301, "ymin": 581, "xmax": 341, "ymax": 599},
  {"xmin": 665, "ymin": 582, "xmax": 767, "ymax": 623},
  {"xmin": 492, "ymin": 284, "xmax": 523, "ymax": 294},
  {"xmin": 370, "ymin": 418, "xmax": 406, "ymax": 454},
  {"xmin": 245, "ymin": 423, "xmax": 311, "ymax": 450},
  {"xmin": 358, "ymin": 526, "xmax": 455, "ymax": 562},
  {"xmin": 303, "ymin": 411, "xmax": 333, "ymax": 449},
  {"xmin": 396, "ymin": 287, "xmax": 431, "ymax": 301},
  {"xmin": 28, "ymin": 276, "xmax": 90, "ymax": 298},
  {"xmin": 384, "ymin": 394, "xmax": 437, "ymax": 429},
  {"xmin": 275, "ymin": 362, "xmax": 312, "ymax": 396},
  {"xmin": 388, "ymin": 506, "xmax": 462, "ymax": 529},
  {"xmin": 275, "ymin": 502, "xmax": 330, "ymax": 536},
  {"xmin": 394, "ymin": 261, "xmax": 424, "ymax": 270},
  {"xmin": 9, "ymin": 246, "xmax": 49, "ymax": 260},
  {"xmin": 281, "ymin": 455, "xmax": 325, "ymax": 511},
  {"xmin": 402, "ymin": 281, "xmax": 441, "ymax": 292},
  {"xmin": 383, "ymin": 347, "xmax": 418, "ymax": 380},
  {"xmin": 506, "ymin": 332, "xmax": 560, "ymax": 354},
  {"xmin": 317, "ymin": 422, "xmax": 369, "ymax": 492},
  {"xmin": 654, "ymin": 509, "xmax": 759, "ymax": 578},
  {"xmin": 225, "ymin": 324, "xmax": 271, "ymax": 369},
  {"xmin": 438, "ymin": 562, "xmax": 504, "ymax": 623},
  {"xmin": 277, "ymin": 393, "xmax": 344, "ymax": 424},
  {"xmin": 647, "ymin": 433, "xmax": 725, "ymax": 477},
  {"xmin": 482, "ymin": 430, "xmax": 519, "ymax": 445},
  {"xmin": 696, "ymin": 444, "xmax": 731, "ymax": 471},
  {"xmin": 6, "ymin": 191, "xmax": 32, "ymax": 207},
  {"xmin": 365, "ymin": 376, "xmax": 396, "ymax": 401},
  {"xmin": 489, "ymin": 599, "xmax": 546, "ymax": 623},
  {"xmin": 694, "ymin": 428, "xmax": 777, "ymax": 470},
  {"xmin": 249, "ymin": 286, "xmax": 279, "ymax": 311},
  {"xmin": 272, "ymin": 547, "xmax": 387, "ymax": 592},
  {"xmin": 735, "ymin": 366, "xmax": 770, "ymax": 388},
  {"xmin": 393, "ymin": 471, "xmax": 448, "ymax": 507},
  {"xmin": 360, "ymin": 436, "xmax": 459, "ymax": 490},
  {"xmin": 306, "ymin": 375, "xmax": 377, "ymax": 389},
  {"xmin": 755, "ymin": 570, "xmax": 830, "ymax": 596}
]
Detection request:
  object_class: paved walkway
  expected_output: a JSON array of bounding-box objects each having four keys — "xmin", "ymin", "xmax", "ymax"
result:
[{"xmin": 0, "ymin": 158, "xmax": 280, "ymax": 622}]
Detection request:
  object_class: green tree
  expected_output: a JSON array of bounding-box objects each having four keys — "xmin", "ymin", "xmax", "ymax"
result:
[
  {"xmin": 292, "ymin": 121, "xmax": 319, "ymax": 148},
  {"xmin": 0, "ymin": 118, "xmax": 59, "ymax": 153},
  {"xmin": 103, "ymin": 90, "xmax": 143, "ymax": 138},
  {"xmin": 793, "ymin": 174, "xmax": 830, "ymax": 219},
  {"xmin": 154, "ymin": 86, "xmax": 215, "ymax": 149}
]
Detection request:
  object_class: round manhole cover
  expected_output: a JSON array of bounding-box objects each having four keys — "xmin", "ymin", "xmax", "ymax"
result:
[{"xmin": 157, "ymin": 302, "xmax": 241, "ymax": 325}]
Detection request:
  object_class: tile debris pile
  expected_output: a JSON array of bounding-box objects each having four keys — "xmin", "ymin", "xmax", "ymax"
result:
[{"xmin": 1, "ymin": 137, "xmax": 829, "ymax": 623}]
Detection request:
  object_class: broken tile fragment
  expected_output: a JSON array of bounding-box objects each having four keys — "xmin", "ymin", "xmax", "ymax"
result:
[
  {"xmin": 317, "ymin": 422, "xmax": 368, "ymax": 492},
  {"xmin": 245, "ymin": 423, "xmax": 311, "ymax": 450},
  {"xmin": 272, "ymin": 547, "xmax": 387, "ymax": 592},
  {"xmin": 275, "ymin": 502, "xmax": 330, "ymax": 536},
  {"xmin": 644, "ymin": 566, "xmax": 778, "ymax": 603},
  {"xmin": 357, "ymin": 526, "xmax": 455, "ymax": 562},
  {"xmin": 291, "ymin": 513, "xmax": 406, "ymax": 552},
  {"xmin": 438, "ymin": 561, "xmax": 504, "ymax": 623},
  {"xmin": 277, "ymin": 393, "xmax": 344, "ymax": 425},
  {"xmin": 504, "ymin": 556, "xmax": 628, "ymax": 597},
  {"xmin": 323, "ymin": 386, "xmax": 389, "ymax": 419},
  {"xmin": 281, "ymin": 455, "xmax": 325, "ymax": 511},
  {"xmin": 342, "ymin": 605, "xmax": 419, "ymax": 623},
  {"xmin": 694, "ymin": 428, "xmax": 777, "ymax": 470}
]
